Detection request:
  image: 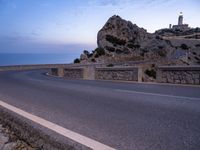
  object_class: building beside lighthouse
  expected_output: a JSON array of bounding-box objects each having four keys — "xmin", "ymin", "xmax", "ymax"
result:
[{"xmin": 171, "ymin": 12, "xmax": 189, "ymax": 30}]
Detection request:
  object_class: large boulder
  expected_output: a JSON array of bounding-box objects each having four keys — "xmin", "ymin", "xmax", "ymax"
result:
[{"xmin": 97, "ymin": 15, "xmax": 150, "ymax": 54}]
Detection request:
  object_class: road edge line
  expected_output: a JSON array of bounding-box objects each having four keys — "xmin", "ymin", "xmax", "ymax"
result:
[{"xmin": 0, "ymin": 100, "xmax": 116, "ymax": 150}]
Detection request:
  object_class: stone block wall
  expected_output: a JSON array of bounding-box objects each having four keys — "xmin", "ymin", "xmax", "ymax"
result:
[
  {"xmin": 63, "ymin": 68, "xmax": 84, "ymax": 79},
  {"xmin": 157, "ymin": 66, "xmax": 200, "ymax": 85},
  {"xmin": 51, "ymin": 68, "xmax": 58, "ymax": 76},
  {"xmin": 95, "ymin": 67, "xmax": 138, "ymax": 81},
  {"xmin": 51, "ymin": 68, "xmax": 84, "ymax": 79}
]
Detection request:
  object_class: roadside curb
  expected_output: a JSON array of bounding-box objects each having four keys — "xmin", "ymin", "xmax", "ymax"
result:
[{"xmin": 0, "ymin": 106, "xmax": 90, "ymax": 150}]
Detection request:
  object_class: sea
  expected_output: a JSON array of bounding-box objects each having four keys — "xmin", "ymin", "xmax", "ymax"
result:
[{"xmin": 0, "ymin": 53, "xmax": 79, "ymax": 66}]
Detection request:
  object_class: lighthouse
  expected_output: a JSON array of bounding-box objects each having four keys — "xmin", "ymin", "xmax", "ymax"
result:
[
  {"xmin": 171, "ymin": 12, "xmax": 189, "ymax": 31},
  {"xmin": 178, "ymin": 12, "xmax": 183, "ymax": 25}
]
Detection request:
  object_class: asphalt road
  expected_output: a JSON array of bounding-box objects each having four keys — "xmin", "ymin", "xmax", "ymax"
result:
[{"xmin": 0, "ymin": 70, "xmax": 200, "ymax": 150}]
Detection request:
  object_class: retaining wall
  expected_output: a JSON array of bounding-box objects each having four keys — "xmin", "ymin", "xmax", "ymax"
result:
[
  {"xmin": 157, "ymin": 66, "xmax": 200, "ymax": 85},
  {"xmin": 95, "ymin": 67, "xmax": 139, "ymax": 81},
  {"xmin": 51, "ymin": 67, "xmax": 140, "ymax": 81},
  {"xmin": 51, "ymin": 68, "xmax": 84, "ymax": 79}
]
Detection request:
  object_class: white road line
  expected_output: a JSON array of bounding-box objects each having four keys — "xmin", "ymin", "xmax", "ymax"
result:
[
  {"xmin": 115, "ymin": 89, "xmax": 200, "ymax": 101},
  {"xmin": 0, "ymin": 100, "xmax": 116, "ymax": 150}
]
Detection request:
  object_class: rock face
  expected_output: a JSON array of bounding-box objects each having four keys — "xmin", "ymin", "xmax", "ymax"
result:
[
  {"xmin": 78, "ymin": 15, "xmax": 200, "ymax": 65},
  {"xmin": 97, "ymin": 15, "xmax": 149, "ymax": 54},
  {"xmin": 96, "ymin": 15, "xmax": 177, "ymax": 62}
]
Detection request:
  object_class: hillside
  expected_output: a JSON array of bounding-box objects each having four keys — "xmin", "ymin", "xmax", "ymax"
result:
[{"xmin": 76, "ymin": 15, "xmax": 200, "ymax": 66}]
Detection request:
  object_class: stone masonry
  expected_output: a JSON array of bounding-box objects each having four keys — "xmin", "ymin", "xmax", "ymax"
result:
[
  {"xmin": 95, "ymin": 67, "xmax": 138, "ymax": 81},
  {"xmin": 63, "ymin": 68, "xmax": 84, "ymax": 79},
  {"xmin": 157, "ymin": 66, "xmax": 200, "ymax": 85}
]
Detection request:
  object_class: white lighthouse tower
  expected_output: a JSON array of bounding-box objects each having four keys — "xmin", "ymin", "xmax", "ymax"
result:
[
  {"xmin": 171, "ymin": 12, "xmax": 189, "ymax": 30},
  {"xmin": 178, "ymin": 12, "xmax": 183, "ymax": 25}
]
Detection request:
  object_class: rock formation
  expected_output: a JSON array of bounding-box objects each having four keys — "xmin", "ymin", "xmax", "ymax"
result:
[
  {"xmin": 77, "ymin": 15, "xmax": 200, "ymax": 65},
  {"xmin": 97, "ymin": 15, "xmax": 149, "ymax": 54}
]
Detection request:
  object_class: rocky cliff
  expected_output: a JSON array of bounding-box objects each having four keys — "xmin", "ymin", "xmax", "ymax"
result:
[{"xmin": 77, "ymin": 15, "xmax": 200, "ymax": 65}]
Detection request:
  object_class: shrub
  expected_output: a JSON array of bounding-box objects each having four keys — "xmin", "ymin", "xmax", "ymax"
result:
[
  {"xmin": 127, "ymin": 43, "xmax": 135, "ymax": 49},
  {"xmin": 88, "ymin": 53, "xmax": 93, "ymax": 58},
  {"xmin": 116, "ymin": 49, "xmax": 123, "ymax": 54},
  {"xmin": 127, "ymin": 43, "xmax": 140, "ymax": 49},
  {"xmin": 133, "ymin": 44, "xmax": 141, "ymax": 48},
  {"xmin": 91, "ymin": 58, "xmax": 96, "ymax": 62},
  {"xmin": 106, "ymin": 35, "xmax": 126, "ymax": 46},
  {"xmin": 145, "ymin": 69, "xmax": 156, "ymax": 79},
  {"xmin": 123, "ymin": 47, "xmax": 130, "ymax": 54},
  {"xmin": 94, "ymin": 47, "xmax": 105, "ymax": 58},
  {"xmin": 74, "ymin": 58, "xmax": 80, "ymax": 63},
  {"xmin": 195, "ymin": 44, "xmax": 200, "ymax": 47},
  {"xmin": 158, "ymin": 45, "xmax": 164, "ymax": 49},
  {"xmin": 192, "ymin": 52, "xmax": 197, "ymax": 55},
  {"xmin": 194, "ymin": 56, "xmax": 200, "ymax": 61},
  {"xmin": 105, "ymin": 46, "xmax": 115, "ymax": 52},
  {"xmin": 83, "ymin": 50, "xmax": 89, "ymax": 56},
  {"xmin": 107, "ymin": 64, "xmax": 114, "ymax": 67},
  {"xmin": 180, "ymin": 44, "xmax": 189, "ymax": 50},
  {"xmin": 156, "ymin": 35, "xmax": 162, "ymax": 40},
  {"xmin": 157, "ymin": 50, "xmax": 167, "ymax": 57}
]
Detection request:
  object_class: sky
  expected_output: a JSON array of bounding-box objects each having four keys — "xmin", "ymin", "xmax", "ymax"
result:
[{"xmin": 0, "ymin": 0, "xmax": 199, "ymax": 53}]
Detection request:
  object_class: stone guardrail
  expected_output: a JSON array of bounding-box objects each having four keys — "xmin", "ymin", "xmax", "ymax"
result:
[
  {"xmin": 157, "ymin": 65, "xmax": 200, "ymax": 85},
  {"xmin": 95, "ymin": 67, "xmax": 139, "ymax": 81},
  {"xmin": 1, "ymin": 62, "xmax": 199, "ymax": 85},
  {"xmin": 51, "ymin": 66, "xmax": 142, "ymax": 82}
]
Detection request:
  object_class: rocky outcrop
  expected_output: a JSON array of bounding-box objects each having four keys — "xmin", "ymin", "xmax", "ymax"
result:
[
  {"xmin": 78, "ymin": 15, "xmax": 200, "ymax": 65},
  {"xmin": 97, "ymin": 15, "xmax": 149, "ymax": 54}
]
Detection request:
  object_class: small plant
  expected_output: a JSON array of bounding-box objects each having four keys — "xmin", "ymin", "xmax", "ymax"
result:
[
  {"xmin": 116, "ymin": 49, "xmax": 123, "ymax": 54},
  {"xmin": 106, "ymin": 35, "xmax": 126, "ymax": 46},
  {"xmin": 74, "ymin": 58, "xmax": 80, "ymax": 63},
  {"xmin": 105, "ymin": 46, "xmax": 115, "ymax": 52},
  {"xmin": 192, "ymin": 52, "xmax": 197, "ymax": 55},
  {"xmin": 180, "ymin": 44, "xmax": 189, "ymax": 50},
  {"xmin": 157, "ymin": 50, "xmax": 167, "ymax": 57},
  {"xmin": 107, "ymin": 64, "xmax": 114, "ymax": 67},
  {"xmin": 145, "ymin": 69, "xmax": 156, "ymax": 79},
  {"xmin": 83, "ymin": 50, "xmax": 90, "ymax": 56},
  {"xmin": 91, "ymin": 58, "xmax": 96, "ymax": 62},
  {"xmin": 195, "ymin": 44, "xmax": 200, "ymax": 47},
  {"xmin": 194, "ymin": 56, "xmax": 200, "ymax": 61},
  {"xmin": 127, "ymin": 43, "xmax": 140, "ymax": 49},
  {"xmin": 158, "ymin": 45, "xmax": 164, "ymax": 49},
  {"xmin": 94, "ymin": 47, "xmax": 105, "ymax": 58},
  {"xmin": 156, "ymin": 35, "xmax": 162, "ymax": 40},
  {"xmin": 127, "ymin": 43, "xmax": 134, "ymax": 49}
]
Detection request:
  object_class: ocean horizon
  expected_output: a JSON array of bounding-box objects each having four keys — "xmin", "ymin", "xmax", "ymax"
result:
[{"xmin": 0, "ymin": 53, "xmax": 79, "ymax": 66}]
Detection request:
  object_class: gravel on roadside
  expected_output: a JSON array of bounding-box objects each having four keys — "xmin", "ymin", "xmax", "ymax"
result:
[{"xmin": 0, "ymin": 124, "xmax": 34, "ymax": 150}]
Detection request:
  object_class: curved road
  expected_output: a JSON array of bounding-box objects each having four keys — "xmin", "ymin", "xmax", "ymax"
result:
[{"xmin": 0, "ymin": 70, "xmax": 200, "ymax": 150}]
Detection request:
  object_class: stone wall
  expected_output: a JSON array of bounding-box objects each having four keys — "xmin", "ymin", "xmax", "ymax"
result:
[
  {"xmin": 51, "ymin": 68, "xmax": 58, "ymax": 76},
  {"xmin": 95, "ymin": 67, "xmax": 138, "ymax": 81},
  {"xmin": 51, "ymin": 68, "xmax": 84, "ymax": 79},
  {"xmin": 157, "ymin": 66, "xmax": 200, "ymax": 85},
  {"xmin": 63, "ymin": 68, "xmax": 84, "ymax": 79}
]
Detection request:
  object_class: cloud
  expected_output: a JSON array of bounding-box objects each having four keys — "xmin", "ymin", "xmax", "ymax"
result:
[
  {"xmin": 89, "ymin": 0, "xmax": 174, "ymax": 7},
  {"xmin": 89, "ymin": 0, "xmax": 131, "ymax": 6}
]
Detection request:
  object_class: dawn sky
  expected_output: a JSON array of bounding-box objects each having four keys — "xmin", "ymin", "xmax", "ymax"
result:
[{"xmin": 0, "ymin": 0, "xmax": 199, "ymax": 53}]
